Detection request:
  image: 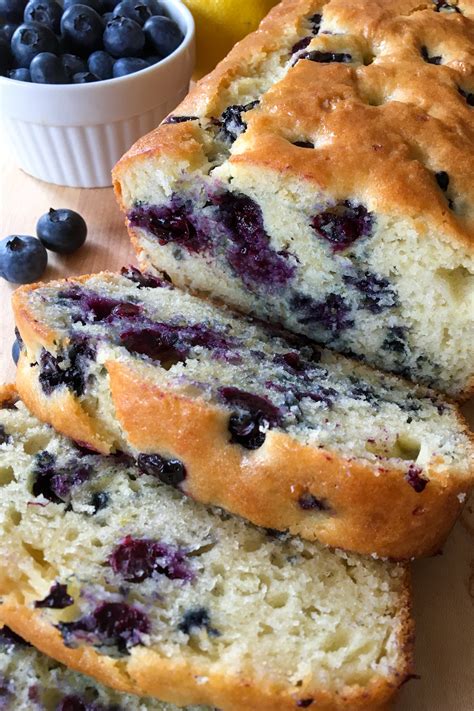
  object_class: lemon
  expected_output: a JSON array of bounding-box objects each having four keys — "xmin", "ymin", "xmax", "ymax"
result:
[{"xmin": 184, "ymin": 0, "xmax": 280, "ymax": 78}]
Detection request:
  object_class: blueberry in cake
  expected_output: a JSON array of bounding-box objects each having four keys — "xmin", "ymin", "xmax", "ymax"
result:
[
  {"xmin": 0, "ymin": 385, "xmax": 413, "ymax": 710},
  {"xmin": 0, "ymin": 624, "xmax": 208, "ymax": 710},
  {"xmin": 12, "ymin": 271, "xmax": 474, "ymax": 559},
  {"xmin": 113, "ymin": 0, "xmax": 474, "ymax": 398}
]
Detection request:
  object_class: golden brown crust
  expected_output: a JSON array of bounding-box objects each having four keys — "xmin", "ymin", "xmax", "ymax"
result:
[
  {"xmin": 113, "ymin": 0, "xmax": 474, "ymax": 248},
  {"xmin": 0, "ymin": 575, "xmax": 414, "ymax": 711},
  {"xmin": 12, "ymin": 279, "xmax": 473, "ymax": 560}
]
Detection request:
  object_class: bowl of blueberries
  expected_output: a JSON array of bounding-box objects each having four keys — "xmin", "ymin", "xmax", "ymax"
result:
[{"xmin": 0, "ymin": 0, "xmax": 195, "ymax": 187}]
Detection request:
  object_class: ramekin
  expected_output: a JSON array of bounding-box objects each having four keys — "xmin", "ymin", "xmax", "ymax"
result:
[{"xmin": 0, "ymin": 0, "xmax": 195, "ymax": 188}]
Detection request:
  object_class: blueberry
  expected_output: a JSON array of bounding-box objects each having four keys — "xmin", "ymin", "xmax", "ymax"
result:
[
  {"xmin": 63, "ymin": 0, "xmax": 102, "ymax": 12},
  {"xmin": 61, "ymin": 52, "xmax": 87, "ymax": 78},
  {"xmin": 113, "ymin": 0, "xmax": 152, "ymax": 26},
  {"xmin": 104, "ymin": 16, "xmax": 145, "ymax": 57},
  {"xmin": 141, "ymin": 0, "xmax": 166, "ymax": 15},
  {"xmin": 143, "ymin": 15, "xmax": 182, "ymax": 57},
  {"xmin": 10, "ymin": 21, "xmax": 58, "ymax": 67},
  {"xmin": 87, "ymin": 48, "xmax": 113, "ymax": 78},
  {"xmin": 218, "ymin": 101, "xmax": 259, "ymax": 143},
  {"xmin": 72, "ymin": 69, "xmax": 97, "ymax": 81},
  {"xmin": 23, "ymin": 0, "xmax": 62, "ymax": 33},
  {"xmin": 0, "ymin": 0, "xmax": 26, "ymax": 23},
  {"xmin": 0, "ymin": 235, "xmax": 47, "ymax": 284},
  {"xmin": 311, "ymin": 201, "xmax": 373, "ymax": 252},
  {"xmin": 0, "ymin": 38, "xmax": 12, "ymax": 74},
  {"xmin": 300, "ymin": 50, "xmax": 351, "ymax": 63},
  {"xmin": 109, "ymin": 535, "xmax": 192, "ymax": 582},
  {"xmin": 90, "ymin": 491, "xmax": 109, "ymax": 512},
  {"xmin": 298, "ymin": 492, "xmax": 329, "ymax": 511},
  {"xmin": 146, "ymin": 53, "xmax": 160, "ymax": 64},
  {"xmin": 102, "ymin": 10, "xmax": 113, "ymax": 22},
  {"xmin": 296, "ymin": 699, "xmax": 314, "ymax": 708},
  {"xmin": 56, "ymin": 696, "xmax": 88, "ymax": 711},
  {"xmin": 178, "ymin": 608, "xmax": 219, "ymax": 636},
  {"xmin": 405, "ymin": 464, "xmax": 429, "ymax": 493},
  {"xmin": 12, "ymin": 339, "xmax": 21, "ymax": 364},
  {"xmin": 113, "ymin": 55, "xmax": 147, "ymax": 76},
  {"xmin": 35, "ymin": 582, "xmax": 73, "ymax": 609},
  {"xmin": 421, "ymin": 46, "xmax": 441, "ymax": 64},
  {"xmin": 0, "ymin": 23, "xmax": 18, "ymax": 43},
  {"xmin": 8, "ymin": 66, "xmax": 31, "ymax": 80},
  {"xmin": 128, "ymin": 202, "xmax": 209, "ymax": 253},
  {"xmin": 458, "ymin": 86, "xmax": 474, "ymax": 106},
  {"xmin": 36, "ymin": 208, "xmax": 87, "ymax": 254},
  {"xmin": 59, "ymin": 602, "xmax": 150, "ymax": 652},
  {"xmin": 137, "ymin": 453, "xmax": 187, "ymax": 486},
  {"xmin": 435, "ymin": 170, "xmax": 449, "ymax": 191},
  {"xmin": 30, "ymin": 51, "xmax": 69, "ymax": 83},
  {"xmin": 60, "ymin": 4, "xmax": 104, "ymax": 56}
]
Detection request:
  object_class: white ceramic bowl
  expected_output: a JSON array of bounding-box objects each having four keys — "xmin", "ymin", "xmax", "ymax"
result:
[{"xmin": 0, "ymin": 0, "xmax": 195, "ymax": 188}]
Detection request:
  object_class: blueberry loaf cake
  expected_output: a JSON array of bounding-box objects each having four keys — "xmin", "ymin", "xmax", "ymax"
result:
[
  {"xmin": 12, "ymin": 271, "xmax": 474, "ymax": 559},
  {"xmin": 113, "ymin": 0, "xmax": 474, "ymax": 398},
  {"xmin": 0, "ymin": 625, "xmax": 208, "ymax": 711},
  {"xmin": 0, "ymin": 386, "xmax": 413, "ymax": 711}
]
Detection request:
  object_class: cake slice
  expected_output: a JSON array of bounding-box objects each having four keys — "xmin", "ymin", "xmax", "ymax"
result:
[
  {"xmin": 12, "ymin": 270, "xmax": 474, "ymax": 559},
  {"xmin": 0, "ymin": 386, "xmax": 413, "ymax": 711},
  {"xmin": 113, "ymin": 0, "xmax": 474, "ymax": 398},
  {"xmin": 0, "ymin": 625, "xmax": 207, "ymax": 711}
]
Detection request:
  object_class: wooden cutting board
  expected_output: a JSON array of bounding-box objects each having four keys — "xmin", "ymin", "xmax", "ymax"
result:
[{"xmin": 0, "ymin": 145, "xmax": 473, "ymax": 710}]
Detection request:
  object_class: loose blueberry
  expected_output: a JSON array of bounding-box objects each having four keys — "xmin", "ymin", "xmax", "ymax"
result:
[
  {"xmin": 63, "ymin": 0, "xmax": 101, "ymax": 11},
  {"xmin": 0, "ymin": 235, "xmax": 47, "ymax": 283},
  {"xmin": 141, "ymin": 0, "xmax": 166, "ymax": 15},
  {"xmin": 87, "ymin": 49, "xmax": 113, "ymax": 78},
  {"xmin": 137, "ymin": 453, "xmax": 187, "ymax": 486},
  {"xmin": 23, "ymin": 0, "xmax": 62, "ymax": 33},
  {"xmin": 61, "ymin": 52, "xmax": 87, "ymax": 78},
  {"xmin": 103, "ymin": 16, "xmax": 145, "ymax": 57},
  {"xmin": 0, "ymin": 0, "xmax": 26, "ymax": 23},
  {"xmin": 311, "ymin": 201, "xmax": 373, "ymax": 252},
  {"xmin": 30, "ymin": 51, "xmax": 69, "ymax": 83},
  {"xmin": 109, "ymin": 535, "xmax": 192, "ymax": 582},
  {"xmin": 178, "ymin": 608, "xmax": 220, "ymax": 636},
  {"xmin": 60, "ymin": 4, "xmax": 104, "ymax": 56},
  {"xmin": 218, "ymin": 100, "xmax": 259, "ymax": 143},
  {"xmin": 8, "ymin": 66, "xmax": 30, "ymax": 80},
  {"xmin": 10, "ymin": 21, "xmax": 58, "ymax": 67},
  {"xmin": 113, "ymin": 55, "xmax": 148, "ymax": 76},
  {"xmin": 143, "ymin": 15, "xmax": 182, "ymax": 57},
  {"xmin": 35, "ymin": 582, "xmax": 73, "ymax": 609},
  {"xmin": 0, "ymin": 23, "xmax": 18, "ymax": 43},
  {"xmin": 36, "ymin": 208, "xmax": 87, "ymax": 254},
  {"xmin": 113, "ymin": 0, "xmax": 151, "ymax": 26},
  {"xmin": 11, "ymin": 339, "xmax": 21, "ymax": 364}
]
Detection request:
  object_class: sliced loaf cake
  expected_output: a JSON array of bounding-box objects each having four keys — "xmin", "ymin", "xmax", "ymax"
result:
[
  {"xmin": 12, "ymin": 271, "xmax": 474, "ymax": 559},
  {"xmin": 113, "ymin": 0, "xmax": 474, "ymax": 398},
  {"xmin": 0, "ymin": 386, "xmax": 413, "ymax": 711}
]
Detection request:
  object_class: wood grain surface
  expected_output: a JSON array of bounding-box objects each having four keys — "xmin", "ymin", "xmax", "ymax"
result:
[{"xmin": 0, "ymin": 143, "xmax": 473, "ymax": 711}]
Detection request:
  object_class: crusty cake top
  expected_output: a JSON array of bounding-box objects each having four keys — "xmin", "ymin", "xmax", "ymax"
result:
[{"xmin": 114, "ymin": 0, "xmax": 474, "ymax": 250}]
